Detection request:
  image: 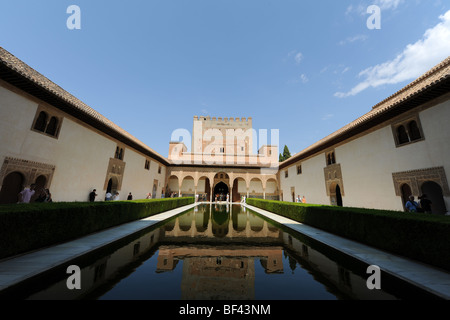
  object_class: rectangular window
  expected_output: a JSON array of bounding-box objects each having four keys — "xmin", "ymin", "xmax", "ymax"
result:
[
  {"xmin": 114, "ymin": 146, "xmax": 125, "ymax": 160},
  {"xmin": 297, "ymin": 165, "xmax": 302, "ymax": 175},
  {"xmin": 326, "ymin": 151, "xmax": 336, "ymax": 166},
  {"xmin": 144, "ymin": 160, "xmax": 150, "ymax": 170},
  {"xmin": 285, "ymin": 170, "xmax": 288, "ymax": 178},
  {"xmin": 158, "ymin": 166, "xmax": 162, "ymax": 174}
]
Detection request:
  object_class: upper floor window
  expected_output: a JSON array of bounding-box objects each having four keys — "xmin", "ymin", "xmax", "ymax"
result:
[
  {"xmin": 297, "ymin": 165, "xmax": 302, "ymax": 175},
  {"xmin": 158, "ymin": 166, "xmax": 162, "ymax": 174},
  {"xmin": 144, "ymin": 160, "xmax": 150, "ymax": 170},
  {"xmin": 31, "ymin": 108, "xmax": 62, "ymax": 139},
  {"xmin": 285, "ymin": 170, "xmax": 289, "ymax": 178},
  {"xmin": 115, "ymin": 146, "xmax": 125, "ymax": 160},
  {"xmin": 326, "ymin": 151, "xmax": 336, "ymax": 166},
  {"xmin": 392, "ymin": 116, "xmax": 424, "ymax": 147}
]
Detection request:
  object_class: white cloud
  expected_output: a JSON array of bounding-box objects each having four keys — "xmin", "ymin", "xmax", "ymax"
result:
[
  {"xmin": 287, "ymin": 50, "xmax": 303, "ymax": 65},
  {"xmin": 375, "ymin": 0, "xmax": 404, "ymax": 10},
  {"xmin": 321, "ymin": 114, "xmax": 334, "ymax": 121},
  {"xmin": 300, "ymin": 74, "xmax": 309, "ymax": 83},
  {"xmin": 339, "ymin": 34, "xmax": 368, "ymax": 46},
  {"xmin": 295, "ymin": 52, "xmax": 303, "ymax": 65},
  {"xmin": 335, "ymin": 10, "xmax": 450, "ymax": 98}
]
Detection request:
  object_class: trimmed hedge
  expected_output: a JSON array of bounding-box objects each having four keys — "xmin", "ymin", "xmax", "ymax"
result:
[
  {"xmin": 0, "ymin": 197, "xmax": 194, "ymax": 260},
  {"xmin": 246, "ymin": 198, "xmax": 450, "ymax": 272}
]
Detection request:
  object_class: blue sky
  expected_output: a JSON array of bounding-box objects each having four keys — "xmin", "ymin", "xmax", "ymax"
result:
[{"xmin": 1, "ymin": 0, "xmax": 450, "ymax": 158}]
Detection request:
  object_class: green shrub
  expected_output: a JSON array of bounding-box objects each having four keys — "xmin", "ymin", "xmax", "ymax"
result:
[
  {"xmin": 0, "ymin": 197, "xmax": 194, "ymax": 260},
  {"xmin": 247, "ymin": 198, "xmax": 450, "ymax": 272}
]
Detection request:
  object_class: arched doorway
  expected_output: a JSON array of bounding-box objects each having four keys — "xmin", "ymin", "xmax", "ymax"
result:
[
  {"xmin": 336, "ymin": 185, "xmax": 343, "ymax": 207},
  {"xmin": 421, "ymin": 181, "xmax": 447, "ymax": 215},
  {"xmin": 214, "ymin": 182, "xmax": 229, "ymax": 201},
  {"xmin": 0, "ymin": 172, "xmax": 24, "ymax": 204},
  {"xmin": 107, "ymin": 177, "xmax": 119, "ymax": 196},
  {"xmin": 232, "ymin": 177, "xmax": 245, "ymax": 202},
  {"xmin": 167, "ymin": 175, "xmax": 179, "ymax": 196},
  {"xmin": 401, "ymin": 183, "xmax": 412, "ymax": 211},
  {"xmin": 330, "ymin": 182, "xmax": 343, "ymax": 207}
]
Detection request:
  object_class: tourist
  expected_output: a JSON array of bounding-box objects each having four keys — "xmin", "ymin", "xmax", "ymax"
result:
[
  {"xmin": 105, "ymin": 191, "xmax": 112, "ymax": 201},
  {"xmin": 302, "ymin": 196, "xmax": 306, "ymax": 204},
  {"xmin": 127, "ymin": 192, "xmax": 133, "ymax": 200},
  {"xmin": 146, "ymin": 192, "xmax": 152, "ymax": 199},
  {"xmin": 113, "ymin": 192, "xmax": 120, "ymax": 201},
  {"xmin": 419, "ymin": 194, "xmax": 432, "ymax": 214},
  {"xmin": 34, "ymin": 188, "xmax": 48, "ymax": 203},
  {"xmin": 226, "ymin": 193, "xmax": 229, "ymax": 203},
  {"xmin": 45, "ymin": 189, "xmax": 53, "ymax": 202},
  {"xmin": 405, "ymin": 196, "xmax": 420, "ymax": 213},
  {"xmin": 89, "ymin": 189, "xmax": 97, "ymax": 202},
  {"xmin": 17, "ymin": 184, "xmax": 36, "ymax": 203}
]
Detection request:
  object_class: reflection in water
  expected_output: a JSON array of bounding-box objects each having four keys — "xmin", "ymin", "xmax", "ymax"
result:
[{"xmin": 12, "ymin": 204, "xmax": 434, "ymax": 300}]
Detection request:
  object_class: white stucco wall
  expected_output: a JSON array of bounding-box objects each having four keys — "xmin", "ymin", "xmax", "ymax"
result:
[
  {"xmin": 0, "ymin": 84, "xmax": 167, "ymax": 202},
  {"xmin": 280, "ymin": 99, "xmax": 450, "ymax": 212}
]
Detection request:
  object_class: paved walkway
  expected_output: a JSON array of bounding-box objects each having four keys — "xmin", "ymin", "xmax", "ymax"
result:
[
  {"xmin": 1, "ymin": 202, "xmax": 449, "ymax": 299},
  {"xmin": 243, "ymin": 203, "xmax": 450, "ymax": 300}
]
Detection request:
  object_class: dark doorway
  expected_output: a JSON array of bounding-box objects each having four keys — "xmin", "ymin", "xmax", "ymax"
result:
[
  {"xmin": 336, "ymin": 185, "xmax": 343, "ymax": 207},
  {"xmin": 421, "ymin": 181, "xmax": 447, "ymax": 215},
  {"xmin": 152, "ymin": 184, "xmax": 157, "ymax": 199},
  {"xmin": 214, "ymin": 182, "xmax": 229, "ymax": 201},
  {"xmin": 107, "ymin": 177, "xmax": 118, "ymax": 195},
  {"xmin": 401, "ymin": 183, "xmax": 412, "ymax": 211},
  {"xmin": 205, "ymin": 178, "xmax": 211, "ymax": 202},
  {"xmin": 0, "ymin": 172, "xmax": 24, "ymax": 204}
]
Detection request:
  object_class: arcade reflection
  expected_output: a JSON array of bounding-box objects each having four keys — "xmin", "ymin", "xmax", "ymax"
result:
[{"xmin": 20, "ymin": 204, "xmax": 430, "ymax": 300}]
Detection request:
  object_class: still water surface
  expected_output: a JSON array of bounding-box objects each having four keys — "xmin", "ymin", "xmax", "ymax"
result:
[{"xmin": 18, "ymin": 204, "xmax": 436, "ymax": 300}]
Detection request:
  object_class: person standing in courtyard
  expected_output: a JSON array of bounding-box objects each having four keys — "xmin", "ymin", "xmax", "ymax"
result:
[
  {"xmin": 89, "ymin": 189, "xmax": 97, "ymax": 202},
  {"xmin": 419, "ymin": 194, "xmax": 432, "ymax": 214},
  {"xmin": 127, "ymin": 192, "xmax": 133, "ymax": 200},
  {"xmin": 302, "ymin": 196, "xmax": 306, "ymax": 204},
  {"xmin": 17, "ymin": 184, "xmax": 36, "ymax": 204},
  {"xmin": 405, "ymin": 195, "xmax": 420, "ymax": 213}
]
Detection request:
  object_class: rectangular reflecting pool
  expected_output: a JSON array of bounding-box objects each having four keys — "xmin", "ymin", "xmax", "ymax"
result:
[{"xmin": 1, "ymin": 204, "xmax": 441, "ymax": 300}]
